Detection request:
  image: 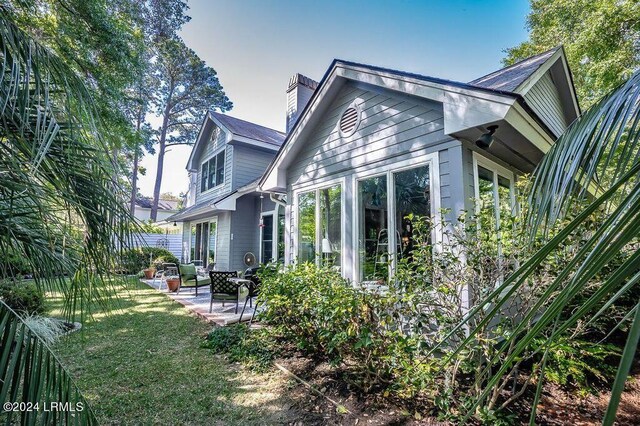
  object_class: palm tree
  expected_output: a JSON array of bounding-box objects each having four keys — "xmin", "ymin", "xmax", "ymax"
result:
[
  {"xmin": 441, "ymin": 70, "xmax": 640, "ymax": 424},
  {"xmin": 1, "ymin": 12, "xmax": 135, "ymax": 424}
]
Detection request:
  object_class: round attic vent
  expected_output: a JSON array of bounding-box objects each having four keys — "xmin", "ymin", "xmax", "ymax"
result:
[{"xmin": 339, "ymin": 106, "xmax": 361, "ymax": 137}]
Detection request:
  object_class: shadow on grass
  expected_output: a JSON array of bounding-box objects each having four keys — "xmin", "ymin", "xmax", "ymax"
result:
[{"xmin": 48, "ymin": 279, "xmax": 295, "ymax": 425}]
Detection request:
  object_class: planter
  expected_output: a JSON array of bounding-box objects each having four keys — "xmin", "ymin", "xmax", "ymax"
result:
[
  {"xmin": 166, "ymin": 278, "xmax": 180, "ymax": 292},
  {"xmin": 143, "ymin": 268, "xmax": 155, "ymax": 279}
]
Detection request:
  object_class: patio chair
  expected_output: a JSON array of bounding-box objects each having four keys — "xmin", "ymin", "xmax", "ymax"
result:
[
  {"xmin": 155, "ymin": 262, "xmax": 178, "ymax": 290},
  {"xmin": 243, "ymin": 267, "xmax": 261, "ymax": 308},
  {"xmin": 208, "ymin": 271, "xmax": 241, "ymax": 313},
  {"xmin": 177, "ymin": 263, "xmax": 211, "ymax": 296}
]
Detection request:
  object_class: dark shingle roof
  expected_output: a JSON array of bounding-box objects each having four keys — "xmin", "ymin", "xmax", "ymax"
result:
[
  {"xmin": 468, "ymin": 47, "xmax": 559, "ymax": 92},
  {"xmin": 210, "ymin": 112, "xmax": 285, "ymax": 146},
  {"xmin": 136, "ymin": 197, "xmax": 177, "ymax": 210}
]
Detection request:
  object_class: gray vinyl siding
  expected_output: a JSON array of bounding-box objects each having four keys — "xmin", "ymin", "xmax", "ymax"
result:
[
  {"xmin": 525, "ymin": 71, "xmax": 567, "ymax": 137},
  {"xmin": 284, "ymin": 82, "xmax": 467, "ymax": 280},
  {"xmin": 233, "ymin": 146, "xmax": 277, "ymax": 189},
  {"xmin": 439, "ymin": 145, "xmax": 468, "ymax": 223},
  {"xmin": 287, "ymin": 82, "xmax": 453, "ymax": 187},
  {"xmin": 228, "ymin": 195, "xmax": 276, "ymax": 271},
  {"xmin": 214, "ymin": 212, "xmax": 232, "ymax": 270}
]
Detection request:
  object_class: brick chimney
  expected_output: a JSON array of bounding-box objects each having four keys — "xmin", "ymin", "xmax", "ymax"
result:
[{"xmin": 286, "ymin": 73, "xmax": 319, "ymax": 134}]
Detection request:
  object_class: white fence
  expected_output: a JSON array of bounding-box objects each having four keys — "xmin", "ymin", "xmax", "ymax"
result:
[{"xmin": 131, "ymin": 233, "xmax": 183, "ymax": 260}]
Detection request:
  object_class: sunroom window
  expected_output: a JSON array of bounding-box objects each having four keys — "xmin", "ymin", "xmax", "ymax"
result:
[
  {"xmin": 297, "ymin": 184, "xmax": 342, "ymax": 268},
  {"xmin": 474, "ymin": 159, "xmax": 514, "ymax": 232},
  {"xmin": 358, "ymin": 164, "xmax": 432, "ymax": 283}
]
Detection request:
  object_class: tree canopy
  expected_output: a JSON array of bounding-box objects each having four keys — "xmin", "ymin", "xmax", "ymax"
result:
[{"xmin": 504, "ymin": 0, "xmax": 640, "ymax": 108}]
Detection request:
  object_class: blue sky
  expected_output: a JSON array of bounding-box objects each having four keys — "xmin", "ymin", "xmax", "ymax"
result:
[{"xmin": 138, "ymin": 0, "xmax": 531, "ymax": 198}]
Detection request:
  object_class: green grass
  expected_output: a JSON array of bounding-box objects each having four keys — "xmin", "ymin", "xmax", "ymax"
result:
[{"xmin": 48, "ymin": 278, "xmax": 289, "ymax": 425}]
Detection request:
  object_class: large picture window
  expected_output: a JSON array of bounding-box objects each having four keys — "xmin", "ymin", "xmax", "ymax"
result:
[
  {"xmin": 297, "ymin": 184, "xmax": 342, "ymax": 267},
  {"xmin": 358, "ymin": 164, "xmax": 432, "ymax": 283},
  {"xmin": 200, "ymin": 149, "xmax": 226, "ymax": 192}
]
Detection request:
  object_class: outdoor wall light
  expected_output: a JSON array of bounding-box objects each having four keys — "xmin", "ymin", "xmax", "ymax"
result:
[
  {"xmin": 475, "ymin": 125, "xmax": 499, "ymax": 149},
  {"xmin": 173, "ymin": 221, "xmax": 177, "ymax": 227}
]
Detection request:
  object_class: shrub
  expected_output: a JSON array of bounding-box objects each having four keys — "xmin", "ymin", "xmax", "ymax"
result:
[
  {"xmin": 535, "ymin": 337, "xmax": 620, "ymax": 394},
  {"xmin": 119, "ymin": 247, "xmax": 179, "ymax": 274},
  {"xmin": 0, "ymin": 249, "xmax": 32, "ymax": 279},
  {"xmin": 257, "ymin": 184, "xmax": 633, "ymax": 421},
  {"xmin": 0, "ymin": 281, "xmax": 45, "ymax": 315},
  {"xmin": 202, "ymin": 324, "xmax": 280, "ymax": 372},
  {"xmin": 258, "ymin": 263, "xmax": 439, "ymax": 395}
]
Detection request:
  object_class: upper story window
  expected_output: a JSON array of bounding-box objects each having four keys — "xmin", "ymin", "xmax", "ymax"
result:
[{"xmin": 200, "ymin": 149, "xmax": 226, "ymax": 192}]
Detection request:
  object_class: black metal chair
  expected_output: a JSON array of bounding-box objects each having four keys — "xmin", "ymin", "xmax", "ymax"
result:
[
  {"xmin": 243, "ymin": 267, "xmax": 261, "ymax": 308},
  {"xmin": 208, "ymin": 271, "xmax": 240, "ymax": 313}
]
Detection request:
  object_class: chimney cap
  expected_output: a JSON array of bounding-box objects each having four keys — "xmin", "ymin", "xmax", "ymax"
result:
[{"xmin": 287, "ymin": 73, "xmax": 319, "ymax": 92}]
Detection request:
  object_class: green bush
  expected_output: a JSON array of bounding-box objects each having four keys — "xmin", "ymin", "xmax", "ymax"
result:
[
  {"xmin": 119, "ymin": 247, "xmax": 179, "ymax": 274},
  {"xmin": 534, "ymin": 337, "xmax": 620, "ymax": 394},
  {"xmin": 0, "ymin": 249, "xmax": 32, "ymax": 279},
  {"xmin": 202, "ymin": 324, "xmax": 280, "ymax": 372},
  {"xmin": 258, "ymin": 263, "xmax": 438, "ymax": 395},
  {"xmin": 0, "ymin": 281, "xmax": 45, "ymax": 315}
]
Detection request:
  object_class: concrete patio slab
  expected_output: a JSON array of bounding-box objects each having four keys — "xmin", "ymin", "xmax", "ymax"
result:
[{"xmin": 140, "ymin": 278, "xmax": 259, "ymax": 327}]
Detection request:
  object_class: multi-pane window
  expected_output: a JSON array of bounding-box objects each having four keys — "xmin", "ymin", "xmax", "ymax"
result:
[
  {"xmin": 357, "ymin": 165, "xmax": 431, "ymax": 282},
  {"xmin": 297, "ymin": 184, "xmax": 342, "ymax": 268},
  {"xmin": 201, "ymin": 149, "xmax": 226, "ymax": 192},
  {"xmin": 474, "ymin": 155, "xmax": 516, "ymax": 262},
  {"xmin": 474, "ymin": 160, "xmax": 514, "ymax": 232}
]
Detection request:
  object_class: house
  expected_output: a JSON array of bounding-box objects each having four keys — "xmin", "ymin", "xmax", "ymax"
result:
[
  {"xmin": 259, "ymin": 47, "xmax": 580, "ymax": 285},
  {"xmin": 134, "ymin": 196, "xmax": 179, "ymax": 223},
  {"xmin": 167, "ymin": 110, "xmax": 293, "ymax": 269}
]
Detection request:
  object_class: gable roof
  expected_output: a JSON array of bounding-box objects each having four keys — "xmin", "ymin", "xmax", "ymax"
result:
[
  {"xmin": 210, "ymin": 112, "xmax": 285, "ymax": 147},
  {"xmin": 260, "ymin": 49, "xmax": 581, "ymax": 190},
  {"xmin": 469, "ymin": 47, "xmax": 560, "ymax": 92},
  {"xmin": 186, "ymin": 112, "xmax": 286, "ymax": 171}
]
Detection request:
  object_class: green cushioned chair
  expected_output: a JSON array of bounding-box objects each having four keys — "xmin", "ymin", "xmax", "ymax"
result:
[{"xmin": 177, "ymin": 263, "xmax": 211, "ymax": 297}]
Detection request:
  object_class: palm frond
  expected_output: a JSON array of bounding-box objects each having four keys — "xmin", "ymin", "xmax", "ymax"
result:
[
  {"xmin": 0, "ymin": 302, "xmax": 97, "ymax": 425},
  {"xmin": 436, "ymin": 70, "xmax": 640, "ymax": 424},
  {"xmin": 0, "ymin": 11, "xmax": 136, "ymax": 311}
]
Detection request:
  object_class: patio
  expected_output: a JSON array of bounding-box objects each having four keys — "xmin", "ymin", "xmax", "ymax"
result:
[{"xmin": 140, "ymin": 277, "xmax": 259, "ymax": 326}]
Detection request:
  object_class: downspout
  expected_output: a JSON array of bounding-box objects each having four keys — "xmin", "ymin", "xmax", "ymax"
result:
[{"xmin": 270, "ymin": 192, "xmax": 287, "ymax": 208}]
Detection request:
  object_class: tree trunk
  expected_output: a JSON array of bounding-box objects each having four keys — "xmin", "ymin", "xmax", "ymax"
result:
[
  {"xmin": 129, "ymin": 149, "xmax": 139, "ymax": 215},
  {"xmin": 151, "ymin": 101, "xmax": 172, "ymax": 221},
  {"xmin": 129, "ymin": 114, "xmax": 142, "ymax": 215}
]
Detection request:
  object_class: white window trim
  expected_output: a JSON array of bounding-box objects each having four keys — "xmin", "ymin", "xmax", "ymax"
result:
[
  {"xmin": 351, "ymin": 152, "xmax": 441, "ymax": 283},
  {"xmin": 259, "ymin": 209, "xmax": 277, "ymax": 264},
  {"xmin": 291, "ymin": 176, "xmax": 346, "ymax": 268},
  {"xmin": 472, "ymin": 152, "xmax": 516, "ymax": 222},
  {"xmin": 189, "ymin": 217, "xmax": 218, "ymax": 264},
  {"xmin": 200, "ymin": 148, "xmax": 226, "ymax": 194}
]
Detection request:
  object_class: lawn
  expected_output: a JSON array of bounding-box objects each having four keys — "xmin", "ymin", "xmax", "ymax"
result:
[{"xmin": 48, "ymin": 279, "xmax": 291, "ymax": 425}]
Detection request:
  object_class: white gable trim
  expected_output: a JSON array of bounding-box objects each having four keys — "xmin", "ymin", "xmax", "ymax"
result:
[
  {"xmin": 514, "ymin": 48, "xmax": 580, "ymax": 118},
  {"xmin": 260, "ymin": 62, "xmax": 522, "ymax": 192}
]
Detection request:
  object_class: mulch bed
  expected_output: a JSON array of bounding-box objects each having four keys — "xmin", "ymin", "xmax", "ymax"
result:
[{"xmin": 275, "ymin": 354, "xmax": 640, "ymax": 425}]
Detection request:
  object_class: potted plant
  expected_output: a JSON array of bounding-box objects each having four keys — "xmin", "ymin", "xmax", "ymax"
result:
[
  {"xmin": 142, "ymin": 266, "xmax": 156, "ymax": 280},
  {"xmin": 165, "ymin": 275, "xmax": 180, "ymax": 292}
]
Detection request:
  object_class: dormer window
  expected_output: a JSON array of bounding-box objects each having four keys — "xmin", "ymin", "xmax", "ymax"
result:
[{"xmin": 201, "ymin": 149, "xmax": 226, "ymax": 192}]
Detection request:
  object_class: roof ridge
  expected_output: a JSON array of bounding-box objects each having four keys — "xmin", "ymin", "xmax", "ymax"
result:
[
  {"xmin": 210, "ymin": 111, "xmax": 286, "ymax": 136},
  {"xmin": 469, "ymin": 46, "xmax": 560, "ymax": 85}
]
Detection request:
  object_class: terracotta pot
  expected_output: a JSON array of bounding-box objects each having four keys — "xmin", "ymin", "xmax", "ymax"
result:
[
  {"xmin": 166, "ymin": 278, "xmax": 180, "ymax": 292},
  {"xmin": 143, "ymin": 268, "xmax": 155, "ymax": 279}
]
